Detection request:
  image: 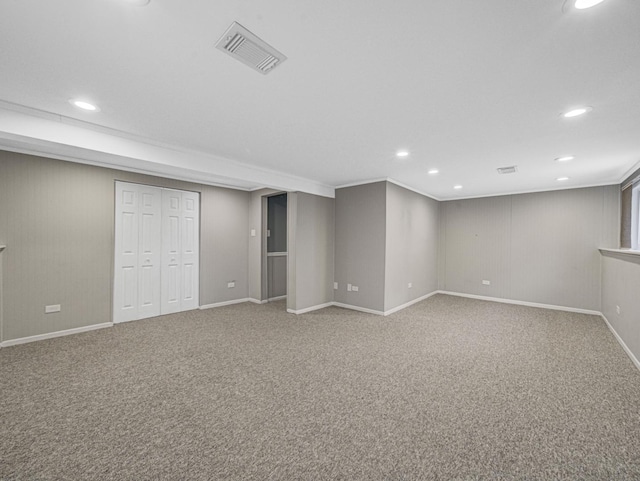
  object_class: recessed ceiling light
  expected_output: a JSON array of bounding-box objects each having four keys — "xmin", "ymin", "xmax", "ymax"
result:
[
  {"xmin": 428, "ymin": 169, "xmax": 439, "ymax": 175},
  {"xmin": 575, "ymin": 0, "xmax": 605, "ymax": 9},
  {"xmin": 396, "ymin": 150, "xmax": 410, "ymax": 158},
  {"xmin": 125, "ymin": 0, "xmax": 150, "ymax": 5},
  {"xmin": 557, "ymin": 176, "xmax": 570, "ymax": 181},
  {"xmin": 555, "ymin": 156, "xmax": 574, "ymax": 162},
  {"xmin": 70, "ymin": 99, "xmax": 100, "ymax": 112},
  {"xmin": 453, "ymin": 185, "xmax": 463, "ymax": 190},
  {"xmin": 562, "ymin": 106, "xmax": 592, "ymax": 118}
]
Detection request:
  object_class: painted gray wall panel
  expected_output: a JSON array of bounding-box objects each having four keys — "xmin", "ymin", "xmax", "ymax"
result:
[
  {"xmin": 334, "ymin": 182, "xmax": 386, "ymax": 312},
  {"xmin": 0, "ymin": 151, "xmax": 251, "ymax": 341},
  {"xmin": 384, "ymin": 182, "xmax": 439, "ymax": 311},
  {"xmin": 601, "ymin": 252, "xmax": 640, "ymax": 363},
  {"xmin": 510, "ymin": 188, "xmax": 608, "ymax": 311},
  {"xmin": 442, "ymin": 196, "xmax": 512, "ymax": 299},
  {"xmin": 437, "ymin": 203, "xmax": 447, "ymax": 290},
  {"xmin": 441, "ymin": 186, "xmax": 619, "ymax": 311},
  {"xmin": 267, "ymin": 255, "xmax": 287, "ymax": 299},
  {"xmin": 0, "ymin": 153, "xmax": 113, "ymax": 341},
  {"xmin": 200, "ymin": 187, "xmax": 250, "ymax": 304},
  {"xmin": 290, "ymin": 192, "xmax": 334, "ymax": 311}
]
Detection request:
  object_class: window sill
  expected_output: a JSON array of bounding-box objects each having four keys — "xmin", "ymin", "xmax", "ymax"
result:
[{"xmin": 599, "ymin": 248, "xmax": 640, "ymax": 258}]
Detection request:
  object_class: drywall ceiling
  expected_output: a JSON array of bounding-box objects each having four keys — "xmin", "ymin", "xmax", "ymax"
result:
[{"xmin": 1, "ymin": 0, "xmax": 639, "ymax": 199}]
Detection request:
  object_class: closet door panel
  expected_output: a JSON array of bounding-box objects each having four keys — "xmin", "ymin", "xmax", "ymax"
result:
[
  {"xmin": 181, "ymin": 191, "xmax": 200, "ymax": 310},
  {"xmin": 114, "ymin": 183, "xmax": 139, "ymax": 323},
  {"xmin": 136, "ymin": 185, "xmax": 162, "ymax": 319},
  {"xmin": 162, "ymin": 189, "xmax": 182, "ymax": 314}
]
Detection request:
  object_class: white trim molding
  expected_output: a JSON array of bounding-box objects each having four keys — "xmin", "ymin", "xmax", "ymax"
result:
[
  {"xmin": 332, "ymin": 302, "xmax": 385, "ymax": 316},
  {"xmin": 0, "ymin": 322, "xmax": 113, "ymax": 348},
  {"xmin": 383, "ymin": 291, "xmax": 439, "ymax": 316},
  {"xmin": 437, "ymin": 291, "xmax": 602, "ymax": 316},
  {"xmin": 267, "ymin": 295, "xmax": 287, "ymax": 302},
  {"xmin": 200, "ymin": 298, "xmax": 253, "ymax": 309},
  {"xmin": 287, "ymin": 302, "xmax": 334, "ymax": 315},
  {"xmin": 601, "ymin": 314, "xmax": 640, "ymax": 372}
]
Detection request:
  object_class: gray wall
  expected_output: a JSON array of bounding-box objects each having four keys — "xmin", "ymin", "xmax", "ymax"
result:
[
  {"xmin": 287, "ymin": 192, "xmax": 334, "ymax": 312},
  {"xmin": 267, "ymin": 255, "xmax": 287, "ymax": 299},
  {"xmin": 202, "ymin": 186, "xmax": 251, "ymax": 305},
  {"xmin": 384, "ymin": 182, "xmax": 439, "ymax": 312},
  {"xmin": 440, "ymin": 186, "xmax": 619, "ymax": 311},
  {"xmin": 334, "ymin": 182, "xmax": 386, "ymax": 312},
  {"xmin": 601, "ymin": 252, "xmax": 640, "ymax": 364},
  {"xmin": 0, "ymin": 150, "xmax": 251, "ymax": 341}
]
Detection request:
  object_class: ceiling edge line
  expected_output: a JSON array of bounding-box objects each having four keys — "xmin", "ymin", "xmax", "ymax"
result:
[
  {"xmin": 0, "ymin": 100, "xmax": 335, "ymax": 196},
  {"xmin": 440, "ymin": 181, "xmax": 621, "ymax": 202}
]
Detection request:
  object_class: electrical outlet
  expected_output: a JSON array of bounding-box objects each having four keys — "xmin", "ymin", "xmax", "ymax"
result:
[
  {"xmin": 347, "ymin": 284, "xmax": 352, "ymax": 292},
  {"xmin": 334, "ymin": 282, "xmax": 338, "ymax": 290},
  {"xmin": 45, "ymin": 304, "xmax": 61, "ymax": 314},
  {"xmin": 616, "ymin": 305, "xmax": 621, "ymax": 314},
  {"xmin": 352, "ymin": 286, "xmax": 359, "ymax": 292},
  {"xmin": 227, "ymin": 281, "xmax": 235, "ymax": 288},
  {"xmin": 482, "ymin": 280, "xmax": 491, "ymax": 285},
  {"xmin": 408, "ymin": 282, "xmax": 412, "ymax": 288}
]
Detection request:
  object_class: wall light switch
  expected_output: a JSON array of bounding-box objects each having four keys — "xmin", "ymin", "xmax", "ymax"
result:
[
  {"xmin": 334, "ymin": 282, "xmax": 338, "ymax": 290},
  {"xmin": 347, "ymin": 284, "xmax": 352, "ymax": 292},
  {"xmin": 250, "ymin": 229, "xmax": 256, "ymax": 237},
  {"xmin": 45, "ymin": 304, "xmax": 61, "ymax": 314},
  {"xmin": 408, "ymin": 282, "xmax": 412, "ymax": 288}
]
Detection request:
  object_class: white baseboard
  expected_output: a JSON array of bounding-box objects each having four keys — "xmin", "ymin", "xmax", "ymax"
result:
[
  {"xmin": 383, "ymin": 291, "xmax": 439, "ymax": 316},
  {"xmin": 1, "ymin": 322, "xmax": 113, "ymax": 348},
  {"xmin": 332, "ymin": 302, "xmax": 385, "ymax": 316},
  {"xmin": 200, "ymin": 298, "xmax": 252, "ymax": 309},
  {"xmin": 248, "ymin": 298, "xmax": 267, "ymax": 305},
  {"xmin": 268, "ymin": 295, "xmax": 287, "ymax": 302},
  {"xmin": 287, "ymin": 302, "xmax": 334, "ymax": 315},
  {"xmin": 437, "ymin": 291, "xmax": 602, "ymax": 316},
  {"xmin": 601, "ymin": 313, "xmax": 640, "ymax": 372}
]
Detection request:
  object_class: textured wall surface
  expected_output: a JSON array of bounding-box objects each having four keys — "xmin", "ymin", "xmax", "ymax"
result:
[
  {"xmin": 384, "ymin": 182, "xmax": 439, "ymax": 312},
  {"xmin": 601, "ymin": 252, "xmax": 640, "ymax": 364},
  {"xmin": 0, "ymin": 151, "xmax": 250, "ymax": 341},
  {"xmin": 334, "ymin": 182, "xmax": 386, "ymax": 312},
  {"xmin": 288, "ymin": 192, "xmax": 334, "ymax": 312},
  {"xmin": 440, "ymin": 186, "xmax": 619, "ymax": 311}
]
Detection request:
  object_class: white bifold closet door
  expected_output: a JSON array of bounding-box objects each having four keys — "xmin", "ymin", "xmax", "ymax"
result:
[
  {"xmin": 161, "ymin": 188, "xmax": 200, "ymax": 315},
  {"xmin": 114, "ymin": 182, "xmax": 199, "ymax": 324}
]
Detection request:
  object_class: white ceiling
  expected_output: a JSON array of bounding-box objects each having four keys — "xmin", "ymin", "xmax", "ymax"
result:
[{"xmin": 1, "ymin": 0, "xmax": 639, "ymax": 199}]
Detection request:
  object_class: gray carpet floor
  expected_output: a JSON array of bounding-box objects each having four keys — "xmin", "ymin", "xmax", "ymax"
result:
[{"xmin": 2, "ymin": 294, "xmax": 640, "ymax": 480}]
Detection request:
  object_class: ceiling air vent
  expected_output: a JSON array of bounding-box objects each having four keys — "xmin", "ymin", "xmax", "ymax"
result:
[
  {"xmin": 497, "ymin": 166, "xmax": 518, "ymax": 174},
  {"xmin": 216, "ymin": 22, "xmax": 287, "ymax": 74}
]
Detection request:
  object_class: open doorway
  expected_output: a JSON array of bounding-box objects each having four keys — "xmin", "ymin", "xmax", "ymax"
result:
[{"xmin": 263, "ymin": 193, "xmax": 287, "ymax": 303}]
